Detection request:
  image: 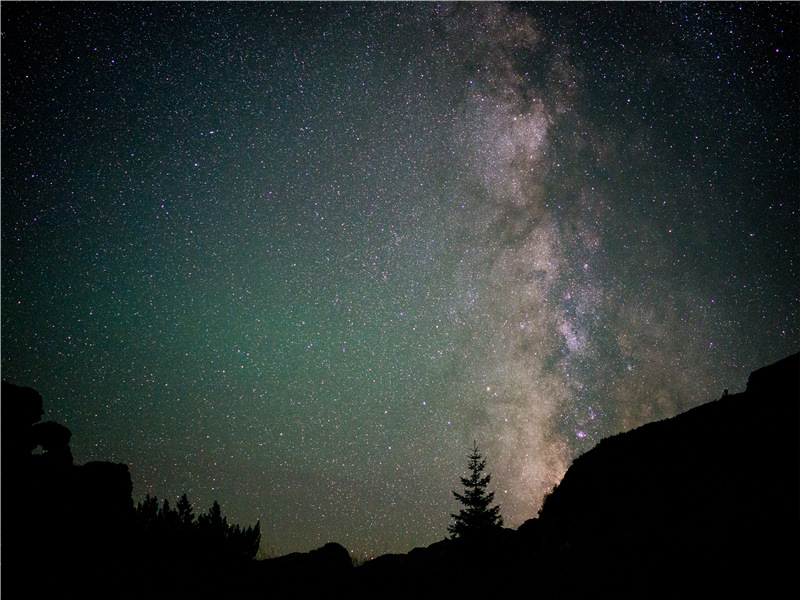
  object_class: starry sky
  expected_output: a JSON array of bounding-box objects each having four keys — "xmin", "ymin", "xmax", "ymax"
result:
[{"xmin": 2, "ymin": 2, "xmax": 797, "ymax": 558}]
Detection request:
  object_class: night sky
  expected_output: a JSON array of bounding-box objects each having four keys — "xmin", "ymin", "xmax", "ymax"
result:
[{"xmin": 2, "ymin": 2, "xmax": 797, "ymax": 558}]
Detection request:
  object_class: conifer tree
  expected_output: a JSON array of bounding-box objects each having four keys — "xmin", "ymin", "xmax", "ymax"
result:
[
  {"xmin": 197, "ymin": 500, "xmax": 228, "ymax": 544},
  {"xmin": 448, "ymin": 440, "xmax": 503, "ymax": 538},
  {"xmin": 160, "ymin": 498, "xmax": 180, "ymax": 529},
  {"xmin": 176, "ymin": 493, "xmax": 195, "ymax": 530},
  {"xmin": 136, "ymin": 493, "xmax": 160, "ymax": 532}
]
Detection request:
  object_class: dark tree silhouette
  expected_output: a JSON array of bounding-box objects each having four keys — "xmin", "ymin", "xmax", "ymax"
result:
[
  {"xmin": 134, "ymin": 495, "xmax": 261, "ymax": 563},
  {"xmin": 196, "ymin": 500, "xmax": 261, "ymax": 561},
  {"xmin": 177, "ymin": 493, "xmax": 195, "ymax": 529},
  {"xmin": 160, "ymin": 497, "xmax": 181, "ymax": 530},
  {"xmin": 198, "ymin": 499, "xmax": 228, "ymax": 534},
  {"xmin": 448, "ymin": 440, "xmax": 503, "ymax": 538},
  {"xmin": 229, "ymin": 520, "xmax": 262, "ymax": 561},
  {"xmin": 135, "ymin": 493, "xmax": 160, "ymax": 532}
]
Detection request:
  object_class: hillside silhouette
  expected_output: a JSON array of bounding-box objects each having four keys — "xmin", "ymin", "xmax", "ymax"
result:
[
  {"xmin": 2, "ymin": 353, "xmax": 797, "ymax": 598},
  {"xmin": 528, "ymin": 351, "xmax": 799, "ymax": 597},
  {"xmin": 349, "ymin": 352, "xmax": 799, "ymax": 598}
]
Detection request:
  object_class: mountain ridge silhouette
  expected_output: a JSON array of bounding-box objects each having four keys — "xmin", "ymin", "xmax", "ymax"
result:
[
  {"xmin": 3, "ymin": 353, "xmax": 797, "ymax": 598},
  {"xmin": 345, "ymin": 352, "xmax": 799, "ymax": 598}
]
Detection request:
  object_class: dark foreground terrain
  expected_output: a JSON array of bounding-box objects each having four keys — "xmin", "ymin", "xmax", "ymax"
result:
[{"xmin": 3, "ymin": 353, "xmax": 797, "ymax": 598}]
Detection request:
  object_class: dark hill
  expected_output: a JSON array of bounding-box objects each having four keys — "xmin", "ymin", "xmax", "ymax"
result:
[
  {"xmin": 348, "ymin": 353, "xmax": 799, "ymax": 598},
  {"xmin": 530, "ymin": 352, "xmax": 799, "ymax": 597},
  {"xmin": 3, "ymin": 354, "xmax": 797, "ymax": 598}
]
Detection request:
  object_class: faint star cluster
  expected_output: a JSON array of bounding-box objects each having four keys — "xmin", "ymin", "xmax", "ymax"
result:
[{"xmin": 2, "ymin": 3, "xmax": 797, "ymax": 558}]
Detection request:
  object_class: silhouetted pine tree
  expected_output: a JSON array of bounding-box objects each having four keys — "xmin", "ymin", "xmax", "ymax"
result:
[
  {"xmin": 195, "ymin": 499, "xmax": 261, "ymax": 560},
  {"xmin": 176, "ymin": 493, "xmax": 194, "ymax": 529},
  {"xmin": 449, "ymin": 440, "xmax": 503, "ymax": 538},
  {"xmin": 160, "ymin": 498, "xmax": 180, "ymax": 529},
  {"xmin": 134, "ymin": 495, "xmax": 260, "ymax": 562},
  {"xmin": 197, "ymin": 500, "xmax": 228, "ymax": 542},
  {"xmin": 135, "ymin": 493, "xmax": 160, "ymax": 532},
  {"xmin": 228, "ymin": 521, "xmax": 262, "ymax": 560}
]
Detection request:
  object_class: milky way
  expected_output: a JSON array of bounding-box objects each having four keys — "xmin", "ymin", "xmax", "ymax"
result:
[{"xmin": 3, "ymin": 3, "xmax": 797, "ymax": 558}]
